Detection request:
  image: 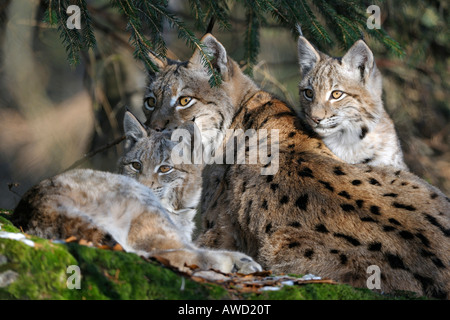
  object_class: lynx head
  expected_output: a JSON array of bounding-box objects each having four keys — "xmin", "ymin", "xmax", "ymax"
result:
[
  {"xmin": 297, "ymin": 36, "xmax": 383, "ymax": 140},
  {"xmin": 142, "ymin": 34, "xmax": 258, "ymax": 155},
  {"xmin": 119, "ymin": 111, "xmax": 202, "ymax": 215}
]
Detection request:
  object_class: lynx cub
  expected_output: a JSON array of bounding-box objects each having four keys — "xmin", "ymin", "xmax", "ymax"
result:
[
  {"xmin": 119, "ymin": 112, "xmax": 202, "ymax": 240},
  {"xmin": 142, "ymin": 33, "xmax": 450, "ymax": 298},
  {"xmin": 298, "ymin": 36, "xmax": 407, "ymax": 170},
  {"xmin": 11, "ymin": 111, "xmax": 261, "ymax": 274}
]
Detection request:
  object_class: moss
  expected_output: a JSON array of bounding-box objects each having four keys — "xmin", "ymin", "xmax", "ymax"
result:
[
  {"xmin": 0, "ymin": 210, "xmax": 19, "ymax": 233},
  {"xmin": 64, "ymin": 243, "xmax": 230, "ymax": 300},
  {"xmin": 0, "ymin": 239, "xmax": 76, "ymax": 299},
  {"xmin": 248, "ymin": 281, "xmax": 427, "ymax": 300},
  {"xmin": 0, "ymin": 237, "xmax": 230, "ymax": 300},
  {"xmin": 252, "ymin": 284, "xmax": 384, "ymax": 300},
  {"xmin": 0, "ymin": 213, "xmax": 427, "ymax": 300}
]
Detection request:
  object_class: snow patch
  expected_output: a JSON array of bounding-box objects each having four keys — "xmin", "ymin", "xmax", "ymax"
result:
[{"xmin": 0, "ymin": 231, "xmax": 35, "ymax": 247}]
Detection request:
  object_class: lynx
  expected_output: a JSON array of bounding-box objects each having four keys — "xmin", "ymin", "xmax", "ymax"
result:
[
  {"xmin": 297, "ymin": 36, "xmax": 407, "ymax": 170},
  {"xmin": 119, "ymin": 111, "xmax": 202, "ymax": 240},
  {"xmin": 142, "ymin": 33, "xmax": 450, "ymax": 299},
  {"xmin": 10, "ymin": 111, "xmax": 261, "ymax": 274}
]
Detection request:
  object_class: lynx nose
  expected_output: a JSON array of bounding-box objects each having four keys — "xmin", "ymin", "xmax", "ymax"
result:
[
  {"xmin": 311, "ymin": 116, "xmax": 322, "ymax": 124},
  {"xmin": 150, "ymin": 120, "xmax": 170, "ymax": 132}
]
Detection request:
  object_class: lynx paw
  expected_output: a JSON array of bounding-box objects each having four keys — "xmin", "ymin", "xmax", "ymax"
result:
[{"xmin": 226, "ymin": 252, "xmax": 262, "ymax": 274}]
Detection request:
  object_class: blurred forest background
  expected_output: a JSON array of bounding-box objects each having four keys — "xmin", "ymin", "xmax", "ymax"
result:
[{"xmin": 0, "ymin": 0, "xmax": 448, "ymax": 210}]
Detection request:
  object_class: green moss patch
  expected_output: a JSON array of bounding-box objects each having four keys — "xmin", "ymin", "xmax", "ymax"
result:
[
  {"xmin": 0, "ymin": 210, "xmax": 19, "ymax": 233},
  {"xmin": 0, "ymin": 212, "xmax": 425, "ymax": 300}
]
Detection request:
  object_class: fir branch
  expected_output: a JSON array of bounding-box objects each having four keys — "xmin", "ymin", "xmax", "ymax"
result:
[
  {"xmin": 45, "ymin": 0, "xmax": 404, "ymax": 79},
  {"xmin": 314, "ymin": 0, "xmax": 359, "ymax": 48},
  {"xmin": 55, "ymin": 0, "xmax": 83, "ymax": 66},
  {"xmin": 77, "ymin": 0, "xmax": 96, "ymax": 50},
  {"xmin": 138, "ymin": 1, "xmax": 167, "ymax": 56},
  {"xmin": 264, "ymin": 0, "xmax": 289, "ymax": 25},
  {"xmin": 367, "ymin": 28, "xmax": 405, "ymax": 57},
  {"xmin": 243, "ymin": 1, "xmax": 261, "ymax": 75},
  {"xmin": 297, "ymin": 0, "xmax": 331, "ymax": 45},
  {"xmin": 188, "ymin": 0, "xmax": 207, "ymax": 30},
  {"xmin": 203, "ymin": 0, "xmax": 231, "ymax": 30},
  {"xmin": 110, "ymin": 0, "xmax": 159, "ymax": 71},
  {"xmin": 146, "ymin": 2, "xmax": 222, "ymax": 86}
]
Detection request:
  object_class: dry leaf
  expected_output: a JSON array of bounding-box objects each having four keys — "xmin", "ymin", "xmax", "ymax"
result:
[
  {"xmin": 184, "ymin": 263, "xmax": 200, "ymax": 270},
  {"xmin": 78, "ymin": 239, "xmax": 93, "ymax": 246},
  {"xmin": 64, "ymin": 236, "xmax": 77, "ymax": 243},
  {"xmin": 152, "ymin": 255, "xmax": 172, "ymax": 267},
  {"xmin": 96, "ymin": 245, "xmax": 111, "ymax": 250},
  {"xmin": 112, "ymin": 243, "xmax": 123, "ymax": 251}
]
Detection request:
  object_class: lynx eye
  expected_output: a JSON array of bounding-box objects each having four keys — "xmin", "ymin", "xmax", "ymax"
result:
[
  {"xmin": 178, "ymin": 96, "xmax": 192, "ymax": 107},
  {"xmin": 331, "ymin": 90, "xmax": 344, "ymax": 100},
  {"xmin": 130, "ymin": 161, "xmax": 142, "ymax": 172},
  {"xmin": 158, "ymin": 165, "xmax": 173, "ymax": 174},
  {"xmin": 144, "ymin": 96, "xmax": 156, "ymax": 111},
  {"xmin": 303, "ymin": 89, "xmax": 314, "ymax": 101}
]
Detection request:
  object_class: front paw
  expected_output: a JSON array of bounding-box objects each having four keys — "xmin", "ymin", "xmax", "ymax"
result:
[{"xmin": 228, "ymin": 252, "xmax": 262, "ymax": 274}]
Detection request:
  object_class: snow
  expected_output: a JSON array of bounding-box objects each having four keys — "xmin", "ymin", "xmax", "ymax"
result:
[{"xmin": 0, "ymin": 231, "xmax": 35, "ymax": 247}]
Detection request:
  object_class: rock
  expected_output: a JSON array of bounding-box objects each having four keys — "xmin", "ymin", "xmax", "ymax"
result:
[
  {"xmin": 0, "ymin": 270, "xmax": 19, "ymax": 288},
  {"xmin": 0, "ymin": 254, "xmax": 7, "ymax": 266}
]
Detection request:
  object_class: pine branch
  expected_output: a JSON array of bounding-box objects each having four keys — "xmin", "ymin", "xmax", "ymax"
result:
[
  {"xmin": 325, "ymin": 1, "xmax": 404, "ymax": 55},
  {"xmin": 77, "ymin": 0, "xmax": 96, "ymax": 50},
  {"xmin": 367, "ymin": 28, "xmax": 405, "ymax": 57},
  {"xmin": 264, "ymin": 0, "xmax": 289, "ymax": 25},
  {"xmin": 137, "ymin": 1, "xmax": 167, "ymax": 56},
  {"xmin": 297, "ymin": 0, "xmax": 331, "ymax": 45},
  {"xmin": 314, "ymin": 0, "xmax": 360, "ymax": 48},
  {"xmin": 188, "ymin": 0, "xmax": 207, "ymax": 30},
  {"xmin": 242, "ymin": 1, "xmax": 262, "ymax": 76},
  {"xmin": 144, "ymin": 2, "xmax": 222, "ymax": 86},
  {"xmin": 110, "ymin": 0, "xmax": 159, "ymax": 71},
  {"xmin": 203, "ymin": 0, "xmax": 231, "ymax": 30},
  {"xmin": 44, "ymin": 0, "xmax": 404, "ymax": 81},
  {"xmin": 55, "ymin": 0, "xmax": 83, "ymax": 66}
]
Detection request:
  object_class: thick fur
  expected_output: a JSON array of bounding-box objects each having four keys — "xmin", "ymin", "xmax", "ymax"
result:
[
  {"xmin": 119, "ymin": 112, "xmax": 203, "ymax": 239},
  {"xmin": 142, "ymin": 34, "xmax": 450, "ymax": 298},
  {"xmin": 143, "ymin": 39, "xmax": 259, "ymax": 219},
  {"xmin": 298, "ymin": 36, "xmax": 407, "ymax": 170},
  {"xmin": 11, "ymin": 112, "xmax": 261, "ymax": 274}
]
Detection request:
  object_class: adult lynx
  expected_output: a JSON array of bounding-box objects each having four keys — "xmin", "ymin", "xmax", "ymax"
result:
[
  {"xmin": 298, "ymin": 36, "xmax": 407, "ymax": 170},
  {"xmin": 11, "ymin": 112, "xmax": 261, "ymax": 274},
  {"xmin": 142, "ymin": 33, "xmax": 450, "ymax": 298}
]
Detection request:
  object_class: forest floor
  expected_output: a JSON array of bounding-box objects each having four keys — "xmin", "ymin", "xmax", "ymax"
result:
[{"xmin": 0, "ymin": 210, "xmax": 428, "ymax": 301}]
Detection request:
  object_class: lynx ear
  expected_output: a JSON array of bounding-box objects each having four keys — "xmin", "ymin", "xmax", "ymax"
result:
[
  {"xmin": 146, "ymin": 51, "xmax": 167, "ymax": 83},
  {"xmin": 298, "ymin": 36, "xmax": 321, "ymax": 77},
  {"xmin": 147, "ymin": 51, "xmax": 167, "ymax": 74},
  {"xmin": 342, "ymin": 40, "xmax": 375, "ymax": 82},
  {"xmin": 189, "ymin": 33, "xmax": 228, "ymax": 80},
  {"xmin": 123, "ymin": 111, "xmax": 148, "ymax": 149}
]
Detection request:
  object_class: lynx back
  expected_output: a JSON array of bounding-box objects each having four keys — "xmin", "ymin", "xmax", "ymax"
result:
[{"xmin": 142, "ymin": 34, "xmax": 450, "ymax": 299}]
